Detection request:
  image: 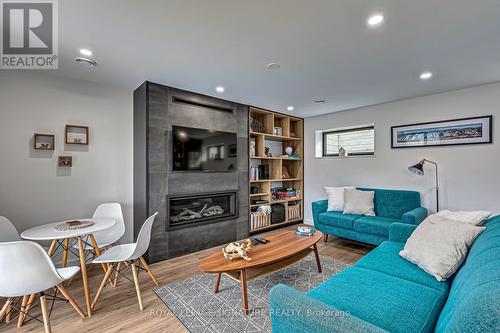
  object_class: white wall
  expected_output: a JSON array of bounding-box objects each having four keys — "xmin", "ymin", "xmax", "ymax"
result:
[
  {"xmin": 0, "ymin": 72, "xmax": 133, "ymax": 242},
  {"xmin": 304, "ymin": 82, "xmax": 500, "ymax": 223}
]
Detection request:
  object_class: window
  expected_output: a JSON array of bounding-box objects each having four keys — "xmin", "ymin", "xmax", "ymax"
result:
[{"xmin": 322, "ymin": 125, "xmax": 375, "ymax": 157}]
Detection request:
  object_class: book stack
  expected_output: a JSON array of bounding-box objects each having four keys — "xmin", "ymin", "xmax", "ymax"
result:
[
  {"xmin": 272, "ymin": 187, "xmax": 299, "ymax": 200},
  {"xmin": 296, "ymin": 226, "xmax": 316, "ymax": 236}
]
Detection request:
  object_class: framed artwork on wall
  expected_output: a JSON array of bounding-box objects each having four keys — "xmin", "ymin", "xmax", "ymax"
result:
[
  {"xmin": 391, "ymin": 115, "xmax": 493, "ymax": 148},
  {"xmin": 33, "ymin": 133, "xmax": 55, "ymax": 150},
  {"xmin": 58, "ymin": 156, "xmax": 73, "ymax": 167},
  {"xmin": 65, "ymin": 125, "xmax": 89, "ymax": 145}
]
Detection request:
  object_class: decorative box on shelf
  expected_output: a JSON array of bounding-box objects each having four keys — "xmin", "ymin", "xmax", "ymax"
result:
[
  {"xmin": 288, "ymin": 203, "xmax": 301, "ymax": 221},
  {"xmin": 250, "ymin": 212, "xmax": 271, "ymax": 230}
]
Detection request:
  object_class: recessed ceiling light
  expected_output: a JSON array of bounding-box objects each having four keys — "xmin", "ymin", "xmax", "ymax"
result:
[
  {"xmin": 75, "ymin": 57, "xmax": 97, "ymax": 67},
  {"xmin": 367, "ymin": 13, "xmax": 384, "ymax": 27},
  {"xmin": 266, "ymin": 63, "xmax": 280, "ymax": 70},
  {"xmin": 287, "ymin": 106, "xmax": 294, "ymax": 111},
  {"xmin": 79, "ymin": 48, "xmax": 93, "ymax": 56},
  {"xmin": 420, "ymin": 71, "xmax": 433, "ymax": 80},
  {"xmin": 215, "ymin": 86, "xmax": 225, "ymax": 93},
  {"xmin": 314, "ymin": 100, "xmax": 326, "ymax": 104}
]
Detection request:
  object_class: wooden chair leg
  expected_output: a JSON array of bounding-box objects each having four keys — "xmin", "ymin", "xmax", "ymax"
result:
[
  {"xmin": 0, "ymin": 297, "xmax": 11, "ymax": 321},
  {"xmin": 131, "ymin": 261, "xmax": 143, "ymax": 310},
  {"xmin": 4, "ymin": 302, "xmax": 11, "ymax": 323},
  {"xmin": 17, "ymin": 295, "xmax": 29, "ymax": 327},
  {"xmin": 47, "ymin": 240, "xmax": 58, "ymax": 256},
  {"xmin": 89, "ymin": 234, "xmax": 113, "ymax": 285},
  {"xmin": 57, "ymin": 284, "xmax": 85, "ymax": 318},
  {"xmin": 61, "ymin": 239, "xmax": 70, "ymax": 268},
  {"xmin": 19, "ymin": 294, "xmax": 36, "ymax": 326},
  {"xmin": 91, "ymin": 264, "xmax": 114, "ymax": 310},
  {"xmin": 323, "ymin": 233, "xmax": 329, "ymax": 243},
  {"xmin": 40, "ymin": 294, "xmax": 52, "ymax": 333},
  {"xmin": 140, "ymin": 256, "xmax": 159, "ymax": 286},
  {"xmin": 113, "ymin": 262, "xmax": 121, "ymax": 287}
]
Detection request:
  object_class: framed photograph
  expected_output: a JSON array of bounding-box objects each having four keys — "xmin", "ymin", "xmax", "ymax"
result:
[{"xmin": 391, "ymin": 116, "xmax": 492, "ymax": 148}]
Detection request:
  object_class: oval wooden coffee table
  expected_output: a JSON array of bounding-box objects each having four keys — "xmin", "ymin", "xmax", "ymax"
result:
[{"xmin": 199, "ymin": 230, "xmax": 323, "ymax": 315}]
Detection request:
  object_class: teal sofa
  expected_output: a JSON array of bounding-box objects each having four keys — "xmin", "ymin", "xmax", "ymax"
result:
[
  {"xmin": 313, "ymin": 188, "xmax": 427, "ymax": 245},
  {"xmin": 270, "ymin": 215, "xmax": 500, "ymax": 333}
]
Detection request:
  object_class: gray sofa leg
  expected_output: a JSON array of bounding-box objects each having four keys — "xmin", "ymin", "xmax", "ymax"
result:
[{"xmin": 323, "ymin": 233, "xmax": 329, "ymax": 243}]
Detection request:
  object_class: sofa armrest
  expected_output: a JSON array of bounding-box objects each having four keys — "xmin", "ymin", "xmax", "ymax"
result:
[
  {"xmin": 312, "ymin": 200, "xmax": 328, "ymax": 226},
  {"xmin": 402, "ymin": 207, "xmax": 428, "ymax": 225},
  {"xmin": 270, "ymin": 284, "xmax": 387, "ymax": 333},
  {"xmin": 389, "ymin": 223, "xmax": 417, "ymax": 243}
]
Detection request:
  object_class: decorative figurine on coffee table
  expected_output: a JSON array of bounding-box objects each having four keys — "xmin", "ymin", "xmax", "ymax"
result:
[{"xmin": 222, "ymin": 239, "xmax": 253, "ymax": 261}]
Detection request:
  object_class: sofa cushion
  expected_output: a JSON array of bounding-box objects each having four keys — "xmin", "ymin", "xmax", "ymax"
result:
[
  {"xmin": 356, "ymin": 241, "xmax": 450, "ymax": 293},
  {"xmin": 353, "ymin": 216, "xmax": 398, "ymax": 237},
  {"xmin": 358, "ymin": 188, "xmax": 421, "ymax": 219},
  {"xmin": 318, "ymin": 211, "xmax": 362, "ymax": 229},
  {"xmin": 308, "ymin": 266, "xmax": 447, "ymax": 333},
  {"xmin": 435, "ymin": 217, "xmax": 500, "ymax": 333}
]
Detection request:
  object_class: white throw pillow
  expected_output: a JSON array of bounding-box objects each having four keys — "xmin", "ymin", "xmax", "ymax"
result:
[
  {"xmin": 435, "ymin": 210, "xmax": 491, "ymax": 226},
  {"xmin": 399, "ymin": 215, "xmax": 485, "ymax": 281},
  {"xmin": 324, "ymin": 186, "xmax": 355, "ymax": 211},
  {"xmin": 342, "ymin": 189, "xmax": 375, "ymax": 216}
]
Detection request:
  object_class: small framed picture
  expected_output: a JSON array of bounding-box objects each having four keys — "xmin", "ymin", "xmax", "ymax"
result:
[
  {"xmin": 34, "ymin": 133, "xmax": 55, "ymax": 150},
  {"xmin": 58, "ymin": 156, "xmax": 73, "ymax": 167},
  {"xmin": 65, "ymin": 125, "xmax": 89, "ymax": 145},
  {"xmin": 391, "ymin": 116, "xmax": 493, "ymax": 148}
]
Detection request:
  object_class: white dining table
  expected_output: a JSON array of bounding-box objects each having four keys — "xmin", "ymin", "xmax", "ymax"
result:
[{"xmin": 21, "ymin": 218, "xmax": 116, "ymax": 317}]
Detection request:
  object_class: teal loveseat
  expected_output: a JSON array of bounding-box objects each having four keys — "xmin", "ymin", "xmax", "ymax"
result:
[
  {"xmin": 270, "ymin": 215, "xmax": 500, "ymax": 332},
  {"xmin": 313, "ymin": 188, "xmax": 427, "ymax": 245}
]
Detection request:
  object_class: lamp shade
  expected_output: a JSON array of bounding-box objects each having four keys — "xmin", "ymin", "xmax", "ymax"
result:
[{"xmin": 408, "ymin": 161, "xmax": 424, "ymax": 176}]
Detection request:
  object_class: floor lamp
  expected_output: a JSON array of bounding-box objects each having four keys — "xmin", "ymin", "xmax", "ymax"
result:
[{"xmin": 408, "ymin": 159, "xmax": 439, "ymax": 212}]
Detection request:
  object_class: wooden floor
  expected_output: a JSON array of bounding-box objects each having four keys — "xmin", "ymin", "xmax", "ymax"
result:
[{"xmin": 1, "ymin": 227, "xmax": 373, "ymax": 333}]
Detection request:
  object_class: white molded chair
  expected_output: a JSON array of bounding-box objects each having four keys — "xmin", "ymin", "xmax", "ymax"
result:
[
  {"xmin": 91, "ymin": 213, "xmax": 159, "ymax": 311},
  {"xmin": 71, "ymin": 203, "xmax": 124, "ymax": 254},
  {"xmin": 91, "ymin": 203, "xmax": 125, "ymax": 247},
  {"xmin": 0, "ymin": 241, "xmax": 85, "ymax": 332},
  {"xmin": 0, "ymin": 216, "xmax": 21, "ymax": 242}
]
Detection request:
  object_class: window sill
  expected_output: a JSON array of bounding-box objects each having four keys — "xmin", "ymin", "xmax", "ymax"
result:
[{"xmin": 316, "ymin": 154, "xmax": 376, "ymax": 159}]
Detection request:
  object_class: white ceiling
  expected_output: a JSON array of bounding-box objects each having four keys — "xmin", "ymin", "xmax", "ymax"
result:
[{"xmin": 51, "ymin": 0, "xmax": 500, "ymax": 117}]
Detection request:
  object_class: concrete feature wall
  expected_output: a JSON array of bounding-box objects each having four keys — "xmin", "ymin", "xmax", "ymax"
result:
[
  {"xmin": 134, "ymin": 82, "xmax": 249, "ymax": 263},
  {"xmin": 0, "ymin": 71, "xmax": 133, "ymax": 242},
  {"xmin": 304, "ymin": 82, "xmax": 500, "ymax": 224}
]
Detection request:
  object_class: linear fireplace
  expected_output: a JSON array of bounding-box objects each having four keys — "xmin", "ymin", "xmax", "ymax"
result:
[{"xmin": 166, "ymin": 191, "xmax": 238, "ymax": 230}]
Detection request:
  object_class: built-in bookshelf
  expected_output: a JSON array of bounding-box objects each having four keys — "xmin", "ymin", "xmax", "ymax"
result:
[{"xmin": 249, "ymin": 107, "xmax": 304, "ymax": 233}]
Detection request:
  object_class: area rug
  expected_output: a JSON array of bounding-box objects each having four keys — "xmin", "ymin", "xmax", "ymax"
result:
[{"xmin": 154, "ymin": 254, "xmax": 349, "ymax": 333}]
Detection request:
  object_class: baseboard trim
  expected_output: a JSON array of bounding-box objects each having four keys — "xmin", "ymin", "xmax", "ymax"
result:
[{"xmin": 303, "ymin": 219, "xmax": 313, "ymax": 225}]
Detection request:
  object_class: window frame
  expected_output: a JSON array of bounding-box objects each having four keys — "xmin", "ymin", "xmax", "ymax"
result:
[{"xmin": 322, "ymin": 125, "xmax": 375, "ymax": 157}]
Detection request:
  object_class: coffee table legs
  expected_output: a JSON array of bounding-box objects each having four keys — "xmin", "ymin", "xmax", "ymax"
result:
[
  {"xmin": 214, "ymin": 273, "xmax": 221, "ymax": 293},
  {"xmin": 313, "ymin": 244, "xmax": 322, "ymax": 273},
  {"xmin": 240, "ymin": 270, "xmax": 249, "ymax": 315}
]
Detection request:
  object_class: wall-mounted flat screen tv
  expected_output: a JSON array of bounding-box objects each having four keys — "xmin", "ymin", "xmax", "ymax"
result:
[{"xmin": 172, "ymin": 126, "xmax": 237, "ymax": 172}]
